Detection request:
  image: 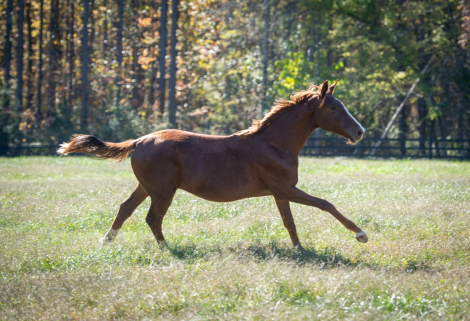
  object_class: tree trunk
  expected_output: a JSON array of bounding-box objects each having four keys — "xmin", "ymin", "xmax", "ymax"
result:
[
  {"xmin": 81, "ymin": 0, "xmax": 90, "ymax": 127},
  {"xmin": 47, "ymin": 0, "xmax": 60, "ymax": 115},
  {"xmin": 309, "ymin": 26, "xmax": 320, "ymax": 153},
  {"xmin": 116, "ymin": 0, "xmax": 124, "ymax": 107},
  {"xmin": 396, "ymin": 2, "xmax": 407, "ymax": 157},
  {"xmin": 68, "ymin": 0, "xmax": 74, "ymax": 107},
  {"xmin": 89, "ymin": 0, "xmax": 96, "ymax": 69},
  {"xmin": 147, "ymin": 62, "xmax": 158, "ymax": 115},
  {"xmin": 417, "ymin": 13, "xmax": 427, "ymax": 155},
  {"xmin": 325, "ymin": 21, "xmax": 335, "ymax": 68},
  {"xmin": 26, "ymin": 0, "xmax": 34, "ymax": 111},
  {"xmin": 168, "ymin": 0, "xmax": 179, "ymax": 128},
  {"xmin": 315, "ymin": 23, "xmax": 321, "ymax": 84},
  {"xmin": 283, "ymin": 16, "xmax": 293, "ymax": 58},
  {"xmin": 158, "ymin": 0, "xmax": 168, "ymax": 117},
  {"xmin": 147, "ymin": 2, "xmax": 160, "ymax": 114},
  {"xmin": 261, "ymin": 0, "xmax": 270, "ymax": 114},
  {"xmin": 86, "ymin": 0, "xmax": 96, "ymax": 114},
  {"xmin": 16, "ymin": 0, "xmax": 25, "ymax": 108},
  {"xmin": 147, "ymin": 7, "xmax": 159, "ymax": 115},
  {"xmin": 36, "ymin": 0, "xmax": 44, "ymax": 116},
  {"xmin": 4, "ymin": 0, "xmax": 13, "ymax": 89},
  {"xmin": 131, "ymin": 0, "xmax": 143, "ymax": 109},
  {"xmin": 102, "ymin": 0, "xmax": 108, "ymax": 59},
  {"xmin": 446, "ymin": 0, "xmax": 466, "ymax": 140}
]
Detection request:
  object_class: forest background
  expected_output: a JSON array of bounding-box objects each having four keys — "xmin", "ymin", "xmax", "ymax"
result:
[{"xmin": 0, "ymin": 0, "xmax": 469, "ymax": 147}]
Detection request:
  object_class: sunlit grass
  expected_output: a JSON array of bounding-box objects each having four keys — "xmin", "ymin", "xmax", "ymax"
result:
[{"xmin": 1, "ymin": 156, "xmax": 470, "ymax": 319}]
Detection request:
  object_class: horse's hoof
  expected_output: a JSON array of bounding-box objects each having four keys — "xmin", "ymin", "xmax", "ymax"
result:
[
  {"xmin": 157, "ymin": 240, "xmax": 169, "ymax": 249},
  {"xmin": 356, "ymin": 234, "xmax": 368, "ymax": 243},
  {"xmin": 101, "ymin": 228, "xmax": 118, "ymax": 244},
  {"xmin": 100, "ymin": 235, "xmax": 113, "ymax": 244},
  {"xmin": 295, "ymin": 244, "xmax": 306, "ymax": 252},
  {"xmin": 355, "ymin": 229, "xmax": 368, "ymax": 243}
]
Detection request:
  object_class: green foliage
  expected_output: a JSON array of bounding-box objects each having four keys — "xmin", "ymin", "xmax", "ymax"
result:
[
  {"xmin": 274, "ymin": 52, "xmax": 316, "ymax": 98},
  {"xmin": 0, "ymin": 86, "xmax": 24, "ymax": 146},
  {"xmin": 0, "ymin": 0, "xmax": 468, "ymax": 144}
]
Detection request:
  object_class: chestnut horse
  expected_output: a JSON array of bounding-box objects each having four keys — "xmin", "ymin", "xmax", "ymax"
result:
[{"xmin": 58, "ymin": 80, "xmax": 368, "ymax": 251}]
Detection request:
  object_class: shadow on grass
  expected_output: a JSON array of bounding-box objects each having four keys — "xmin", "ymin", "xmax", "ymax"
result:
[
  {"xmin": 12, "ymin": 240, "xmax": 437, "ymax": 273},
  {"xmin": 166, "ymin": 241, "xmax": 355, "ymax": 268},
  {"xmin": 166, "ymin": 242, "xmax": 439, "ymax": 271}
]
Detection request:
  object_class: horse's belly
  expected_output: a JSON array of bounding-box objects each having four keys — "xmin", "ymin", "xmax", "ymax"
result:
[
  {"xmin": 181, "ymin": 185, "xmax": 270, "ymax": 202},
  {"xmin": 179, "ymin": 168, "xmax": 269, "ymax": 202}
]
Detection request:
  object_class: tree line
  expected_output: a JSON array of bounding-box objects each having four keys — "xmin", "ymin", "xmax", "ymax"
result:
[{"xmin": 0, "ymin": 0, "xmax": 469, "ymax": 155}]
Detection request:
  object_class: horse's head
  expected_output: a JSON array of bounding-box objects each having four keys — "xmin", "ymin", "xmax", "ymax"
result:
[{"xmin": 313, "ymin": 80, "xmax": 365, "ymax": 144}]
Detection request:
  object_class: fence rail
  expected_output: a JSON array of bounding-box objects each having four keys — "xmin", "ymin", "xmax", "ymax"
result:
[
  {"xmin": 1, "ymin": 137, "xmax": 470, "ymax": 159},
  {"xmin": 0, "ymin": 144, "xmax": 59, "ymax": 156},
  {"xmin": 301, "ymin": 137, "xmax": 470, "ymax": 159}
]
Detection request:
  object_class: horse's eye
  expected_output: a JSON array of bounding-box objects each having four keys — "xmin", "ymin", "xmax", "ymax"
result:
[{"xmin": 331, "ymin": 105, "xmax": 336, "ymax": 110}]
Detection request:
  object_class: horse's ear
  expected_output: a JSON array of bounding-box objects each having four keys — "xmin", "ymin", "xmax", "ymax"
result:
[
  {"xmin": 328, "ymin": 80, "xmax": 338, "ymax": 94},
  {"xmin": 319, "ymin": 80, "xmax": 329, "ymax": 107}
]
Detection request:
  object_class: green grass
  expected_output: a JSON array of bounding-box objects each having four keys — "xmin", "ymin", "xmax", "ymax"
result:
[{"xmin": 1, "ymin": 156, "xmax": 470, "ymax": 320}]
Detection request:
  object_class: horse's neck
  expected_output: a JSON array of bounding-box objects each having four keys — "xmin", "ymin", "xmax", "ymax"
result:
[{"xmin": 260, "ymin": 102, "xmax": 318, "ymax": 155}]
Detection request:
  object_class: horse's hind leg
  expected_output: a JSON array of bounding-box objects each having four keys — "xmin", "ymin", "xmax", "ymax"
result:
[
  {"xmin": 101, "ymin": 183, "xmax": 148, "ymax": 243},
  {"xmin": 275, "ymin": 199, "xmax": 305, "ymax": 251},
  {"xmin": 145, "ymin": 193, "xmax": 175, "ymax": 244}
]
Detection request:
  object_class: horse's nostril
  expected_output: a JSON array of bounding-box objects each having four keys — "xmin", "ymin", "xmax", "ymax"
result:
[{"xmin": 357, "ymin": 129, "xmax": 363, "ymax": 137}]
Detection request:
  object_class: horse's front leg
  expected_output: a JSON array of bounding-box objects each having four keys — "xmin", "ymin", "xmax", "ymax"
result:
[
  {"xmin": 274, "ymin": 199, "xmax": 305, "ymax": 251},
  {"xmin": 274, "ymin": 187, "xmax": 368, "ymax": 243}
]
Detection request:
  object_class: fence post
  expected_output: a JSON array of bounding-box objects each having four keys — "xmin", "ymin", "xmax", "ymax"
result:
[{"xmin": 429, "ymin": 136, "xmax": 432, "ymax": 159}]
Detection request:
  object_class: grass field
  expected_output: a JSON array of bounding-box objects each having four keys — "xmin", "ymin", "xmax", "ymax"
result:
[{"xmin": 1, "ymin": 156, "xmax": 469, "ymax": 320}]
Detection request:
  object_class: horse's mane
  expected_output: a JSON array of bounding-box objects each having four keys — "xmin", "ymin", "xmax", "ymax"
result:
[{"xmin": 235, "ymin": 84, "xmax": 321, "ymax": 138}]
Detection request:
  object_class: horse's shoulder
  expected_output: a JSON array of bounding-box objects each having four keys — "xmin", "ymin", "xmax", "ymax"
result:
[{"xmin": 254, "ymin": 141, "xmax": 298, "ymax": 170}]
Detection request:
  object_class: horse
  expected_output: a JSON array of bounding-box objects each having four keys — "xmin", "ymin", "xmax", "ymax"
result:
[{"xmin": 58, "ymin": 80, "xmax": 368, "ymax": 251}]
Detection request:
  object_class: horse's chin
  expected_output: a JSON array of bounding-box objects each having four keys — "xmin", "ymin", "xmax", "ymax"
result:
[{"xmin": 345, "ymin": 136, "xmax": 357, "ymax": 145}]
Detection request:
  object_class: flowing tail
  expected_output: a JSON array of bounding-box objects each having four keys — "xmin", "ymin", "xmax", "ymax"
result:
[{"xmin": 57, "ymin": 134, "xmax": 136, "ymax": 162}]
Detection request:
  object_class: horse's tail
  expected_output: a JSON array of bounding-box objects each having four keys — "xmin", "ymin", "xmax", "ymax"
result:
[{"xmin": 57, "ymin": 134, "xmax": 137, "ymax": 162}]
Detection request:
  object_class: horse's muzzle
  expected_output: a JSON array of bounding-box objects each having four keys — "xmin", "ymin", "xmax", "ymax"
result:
[{"xmin": 347, "ymin": 127, "xmax": 365, "ymax": 144}]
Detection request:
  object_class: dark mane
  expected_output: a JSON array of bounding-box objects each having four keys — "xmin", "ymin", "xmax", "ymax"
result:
[{"xmin": 235, "ymin": 85, "xmax": 321, "ymax": 138}]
